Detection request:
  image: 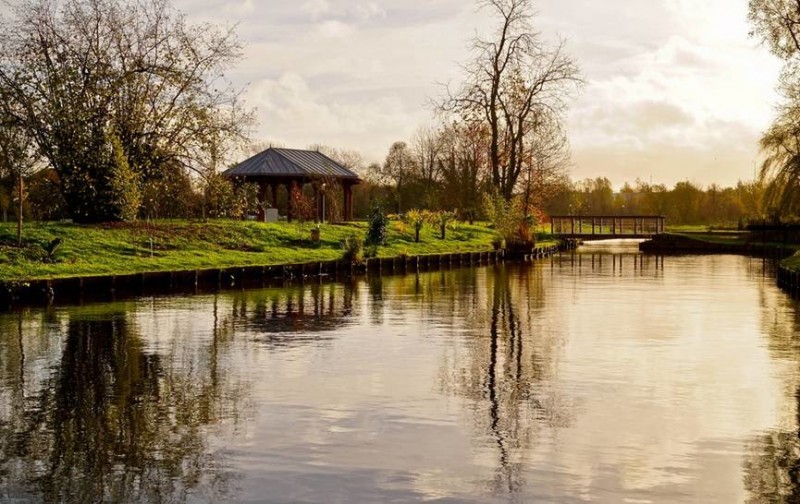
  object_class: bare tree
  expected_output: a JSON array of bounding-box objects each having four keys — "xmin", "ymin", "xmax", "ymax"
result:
[
  {"xmin": 441, "ymin": 0, "xmax": 581, "ymax": 201},
  {"xmin": 438, "ymin": 121, "xmax": 489, "ymax": 221},
  {"xmin": 522, "ymin": 110, "xmax": 571, "ymax": 213},
  {"xmin": 410, "ymin": 125, "xmax": 444, "ymax": 185},
  {"xmin": 380, "ymin": 141, "xmax": 417, "ymax": 213}
]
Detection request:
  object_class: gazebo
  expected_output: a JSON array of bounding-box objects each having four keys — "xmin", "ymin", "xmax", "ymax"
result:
[{"xmin": 222, "ymin": 147, "xmax": 361, "ymax": 222}]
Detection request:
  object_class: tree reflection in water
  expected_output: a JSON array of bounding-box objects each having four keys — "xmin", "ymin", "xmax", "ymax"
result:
[
  {"xmin": 227, "ymin": 281, "xmax": 358, "ymax": 348},
  {"xmin": 743, "ymin": 287, "xmax": 800, "ymax": 503},
  {"xmin": 435, "ymin": 263, "xmax": 572, "ymax": 496},
  {"xmin": 0, "ymin": 303, "xmax": 249, "ymax": 503}
]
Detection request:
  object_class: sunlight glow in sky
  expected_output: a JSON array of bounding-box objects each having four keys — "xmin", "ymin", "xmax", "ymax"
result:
[{"xmin": 176, "ymin": 0, "xmax": 783, "ymax": 188}]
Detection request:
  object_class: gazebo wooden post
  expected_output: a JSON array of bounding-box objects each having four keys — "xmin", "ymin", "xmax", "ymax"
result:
[
  {"xmin": 270, "ymin": 183, "xmax": 279, "ymax": 210},
  {"xmin": 343, "ymin": 183, "xmax": 354, "ymax": 221},
  {"xmin": 257, "ymin": 181, "xmax": 267, "ymax": 222},
  {"xmin": 285, "ymin": 181, "xmax": 294, "ymax": 222}
]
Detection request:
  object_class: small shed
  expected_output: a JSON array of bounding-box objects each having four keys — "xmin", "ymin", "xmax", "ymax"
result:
[{"xmin": 222, "ymin": 147, "xmax": 361, "ymax": 222}]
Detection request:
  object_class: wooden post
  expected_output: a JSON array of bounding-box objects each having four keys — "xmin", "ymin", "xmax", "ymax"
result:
[
  {"xmin": 343, "ymin": 183, "xmax": 354, "ymax": 221},
  {"xmin": 271, "ymin": 183, "xmax": 279, "ymax": 212},
  {"xmin": 571, "ymin": 218, "xmax": 575, "ymax": 236},
  {"xmin": 257, "ymin": 181, "xmax": 267, "ymax": 222},
  {"xmin": 592, "ymin": 218, "xmax": 595, "ymax": 235},
  {"xmin": 612, "ymin": 218, "xmax": 616, "ymax": 236},
  {"xmin": 285, "ymin": 182, "xmax": 294, "ymax": 222}
]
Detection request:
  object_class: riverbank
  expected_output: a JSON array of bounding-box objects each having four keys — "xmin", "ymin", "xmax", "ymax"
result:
[
  {"xmin": 0, "ymin": 220, "xmax": 512, "ymax": 281},
  {"xmin": 639, "ymin": 232, "xmax": 796, "ymax": 256},
  {"xmin": 640, "ymin": 232, "xmax": 800, "ymax": 296},
  {"xmin": 0, "ymin": 220, "xmax": 561, "ymax": 305}
]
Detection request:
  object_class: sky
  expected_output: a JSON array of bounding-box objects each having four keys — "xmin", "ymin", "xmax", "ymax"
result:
[{"xmin": 175, "ymin": 0, "xmax": 784, "ymax": 189}]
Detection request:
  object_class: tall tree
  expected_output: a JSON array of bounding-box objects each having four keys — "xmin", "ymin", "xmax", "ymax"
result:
[
  {"xmin": 441, "ymin": 0, "xmax": 581, "ymax": 201},
  {"xmin": 0, "ymin": 0, "xmax": 252, "ymax": 222},
  {"xmin": 380, "ymin": 141, "xmax": 417, "ymax": 213},
  {"xmin": 439, "ymin": 122, "xmax": 489, "ymax": 221},
  {"xmin": 750, "ymin": 0, "xmax": 800, "ymax": 215}
]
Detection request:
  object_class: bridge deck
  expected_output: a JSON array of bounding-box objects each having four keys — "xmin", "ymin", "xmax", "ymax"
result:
[
  {"xmin": 550, "ymin": 215, "xmax": 666, "ymax": 239},
  {"xmin": 556, "ymin": 233, "xmax": 658, "ymax": 241}
]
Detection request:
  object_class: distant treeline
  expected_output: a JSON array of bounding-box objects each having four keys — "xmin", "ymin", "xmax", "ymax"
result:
[
  {"xmin": 0, "ymin": 164, "xmax": 767, "ymax": 228},
  {"xmin": 542, "ymin": 177, "xmax": 766, "ymax": 226}
]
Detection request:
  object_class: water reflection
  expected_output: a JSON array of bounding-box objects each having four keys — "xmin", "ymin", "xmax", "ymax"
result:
[
  {"xmin": 2, "ymin": 245, "xmax": 800, "ymax": 502},
  {"xmin": 0, "ymin": 303, "xmax": 249, "ymax": 503},
  {"xmin": 742, "ymin": 278, "xmax": 800, "ymax": 503}
]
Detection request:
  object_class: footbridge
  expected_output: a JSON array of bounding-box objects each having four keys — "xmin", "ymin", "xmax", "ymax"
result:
[{"xmin": 550, "ymin": 215, "xmax": 666, "ymax": 241}]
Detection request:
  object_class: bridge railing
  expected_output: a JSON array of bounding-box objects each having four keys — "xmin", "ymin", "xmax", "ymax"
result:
[{"xmin": 549, "ymin": 215, "xmax": 666, "ymax": 237}]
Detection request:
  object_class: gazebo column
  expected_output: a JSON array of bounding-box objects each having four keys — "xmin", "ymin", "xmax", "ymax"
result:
[
  {"xmin": 343, "ymin": 183, "xmax": 354, "ymax": 221},
  {"xmin": 257, "ymin": 181, "xmax": 267, "ymax": 222},
  {"xmin": 285, "ymin": 182, "xmax": 294, "ymax": 222},
  {"xmin": 270, "ymin": 183, "xmax": 279, "ymax": 210}
]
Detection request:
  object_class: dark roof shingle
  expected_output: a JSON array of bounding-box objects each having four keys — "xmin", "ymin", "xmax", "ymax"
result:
[{"xmin": 222, "ymin": 148, "xmax": 360, "ymax": 180}]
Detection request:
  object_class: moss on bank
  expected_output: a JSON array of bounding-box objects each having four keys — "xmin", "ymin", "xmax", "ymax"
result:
[{"xmin": 0, "ymin": 220, "xmax": 557, "ymax": 282}]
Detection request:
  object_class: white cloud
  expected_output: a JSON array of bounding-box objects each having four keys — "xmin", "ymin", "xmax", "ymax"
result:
[
  {"xmin": 175, "ymin": 0, "xmax": 783, "ymax": 186},
  {"xmin": 302, "ymin": 0, "xmax": 330, "ymax": 20},
  {"xmin": 353, "ymin": 2, "xmax": 386, "ymax": 22},
  {"xmin": 246, "ymin": 72, "xmax": 420, "ymax": 156},
  {"xmin": 316, "ymin": 19, "xmax": 355, "ymax": 38}
]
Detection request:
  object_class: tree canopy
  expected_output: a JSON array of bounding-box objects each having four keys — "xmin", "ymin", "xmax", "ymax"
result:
[
  {"xmin": 441, "ymin": 0, "xmax": 581, "ymax": 202},
  {"xmin": 0, "ymin": 0, "xmax": 252, "ymax": 222},
  {"xmin": 750, "ymin": 0, "xmax": 800, "ymax": 216}
]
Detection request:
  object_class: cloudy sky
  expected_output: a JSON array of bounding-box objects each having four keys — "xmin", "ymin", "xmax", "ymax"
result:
[{"xmin": 176, "ymin": 0, "xmax": 783, "ymax": 188}]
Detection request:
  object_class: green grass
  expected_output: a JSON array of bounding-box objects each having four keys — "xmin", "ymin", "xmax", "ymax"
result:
[
  {"xmin": 670, "ymin": 232, "xmax": 749, "ymax": 245},
  {"xmin": 0, "ymin": 219, "xmax": 523, "ymax": 282}
]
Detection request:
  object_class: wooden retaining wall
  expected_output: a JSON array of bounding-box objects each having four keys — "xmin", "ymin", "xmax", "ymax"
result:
[{"xmin": 0, "ymin": 244, "xmax": 563, "ymax": 308}]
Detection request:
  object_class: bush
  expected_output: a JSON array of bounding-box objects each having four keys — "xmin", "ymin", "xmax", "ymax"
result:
[
  {"xmin": 403, "ymin": 209, "xmax": 430, "ymax": 243},
  {"xmin": 483, "ymin": 190, "xmax": 535, "ymax": 247},
  {"xmin": 365, "ymin": 201, "xmax": 389, "ymax": 247},
  {"xmin": 433, "ymin": 210, "xmax": 457, "ymax": 240},
  {"xmin": 340, "ymin": 234, "xmax": 364, "ymax": 265},
  {"xmin": 492, "ymin": 237, "xmax": 506, "ymax": 250}
]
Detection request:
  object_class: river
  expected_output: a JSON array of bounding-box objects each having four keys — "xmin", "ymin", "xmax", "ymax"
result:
[{"xmin": 1, "ymin": 241, "xmax": 799, "ymax": 503}]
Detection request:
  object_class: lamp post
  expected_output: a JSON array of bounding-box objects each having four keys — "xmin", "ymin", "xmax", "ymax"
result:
[{"xmin": 321, "ymin": 182, "xmax": 327, "ymax": 223}]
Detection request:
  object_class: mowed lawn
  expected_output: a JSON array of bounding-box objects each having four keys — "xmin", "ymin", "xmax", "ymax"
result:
[{"xmin": 0, "ymin": 219, "xmax": 509, "ymax": 281}]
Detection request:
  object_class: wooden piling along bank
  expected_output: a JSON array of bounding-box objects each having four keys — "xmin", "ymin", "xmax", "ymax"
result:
[{"xmin": 0, "ymin": 244, "xmax": 563, "ymax": 308}]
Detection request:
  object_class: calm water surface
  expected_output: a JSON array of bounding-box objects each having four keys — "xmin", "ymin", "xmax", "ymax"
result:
[{"xmin": 2, "ymin": 242, "xmax": 800, "ymax": 503}]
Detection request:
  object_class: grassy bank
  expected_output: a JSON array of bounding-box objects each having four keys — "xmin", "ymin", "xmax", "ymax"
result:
[{"xmin": 0, "ymin": 220, "xmax": 555, "ymax": 282}]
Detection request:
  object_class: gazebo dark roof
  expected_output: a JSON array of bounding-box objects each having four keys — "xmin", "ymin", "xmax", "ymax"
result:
[{"xmin": 222, "ymin": 147, "xmax": 360, "ymax": 180}]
